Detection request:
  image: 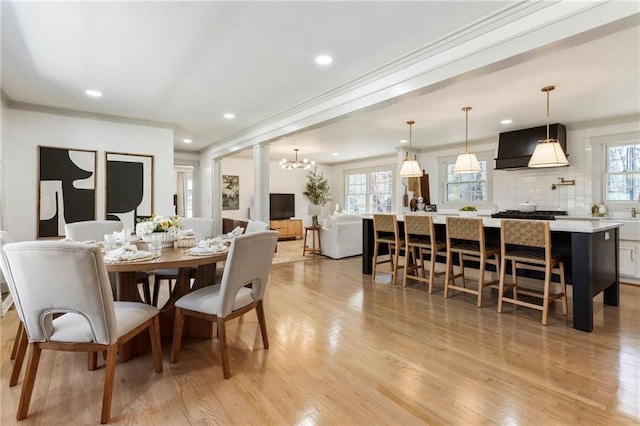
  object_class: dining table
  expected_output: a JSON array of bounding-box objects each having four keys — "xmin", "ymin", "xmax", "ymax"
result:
[{"xmin": 104, "ymin": 244, "xmax": 228, "ymax": 360}]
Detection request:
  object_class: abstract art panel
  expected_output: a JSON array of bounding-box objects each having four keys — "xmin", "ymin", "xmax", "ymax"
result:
[
  {"xmin": 106, "ymin": 152, "xmax": 154, "ymax": 232},
  {"xmin": 222, "ymin": 175, "xmax": 239, "ymax": 210},
  {"xmin": 38, "ymin": 146, "xmax": 97, "ymax": 238}
]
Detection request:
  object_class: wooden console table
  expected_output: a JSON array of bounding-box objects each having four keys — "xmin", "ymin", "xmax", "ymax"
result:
[{"xmin": 270, "ymin": 219, "xmax": 302, "ymax": 240}]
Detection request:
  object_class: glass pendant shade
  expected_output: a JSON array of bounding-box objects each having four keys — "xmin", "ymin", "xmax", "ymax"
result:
[
  {"xmin": 528, "ymin": 85, "xmax": 569, "ymax": 168},
  {"xmin": 453, "ymin": 106, "xmax": 481, "ymax": 173},
  {"xmin": 398, "ymin": 120, "xmax": 422, "ymax": 178}
]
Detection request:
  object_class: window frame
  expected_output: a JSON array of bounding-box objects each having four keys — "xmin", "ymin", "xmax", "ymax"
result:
[
  {"xmin": 438, "ymin": 149, "xmax": 494, "ymax": 210},
  {"xmin": 344, "ymin": 165, "xmax": 396, "ymax": 214},
  {"xmin": 603, "ymin": 141, "xmax": 640, "ymax": 203}
]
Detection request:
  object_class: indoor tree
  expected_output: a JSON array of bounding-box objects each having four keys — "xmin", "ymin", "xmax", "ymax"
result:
[{"xmin": 303, "ymin": 167, "xmax": 331, "ymax": 226}]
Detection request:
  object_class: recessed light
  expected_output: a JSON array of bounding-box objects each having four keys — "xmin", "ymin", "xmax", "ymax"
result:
[
  {"xmin": 85, "ymin": 89, "xmax": 102, "ymax": 97},
  {"xmin": 400, "ymin": 139, "xmax": 408, "ymax": 144},
  {"xmin": 501, "ymin": 119, "xmax": 512, "ymax": 125},
  {"xmin": 315, "ymin": 55, "xmax": 333, "ymax": 65},
  {"xmin": 183, "ymin": 139, "xmax": 192, "ymax": 144},
  {"xmin": 332, "ymin": 152, "xmax": 339, "ymax": 156},
  {"xmin": 223, "ymin": 113, "xmax": 235, "ymax": 119}
]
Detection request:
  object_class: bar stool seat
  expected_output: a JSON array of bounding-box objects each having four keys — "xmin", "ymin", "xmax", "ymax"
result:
[
  {"xmin": 498, "ymin": 219, "xmax": 568, "ymax": 325},
  {"xmin": 444, "ymin": 217, "xmax": 500, "ymax": 307},
  {"xmin": 403, "ymin": 214, "xmax": 447, "ymax": 293}
]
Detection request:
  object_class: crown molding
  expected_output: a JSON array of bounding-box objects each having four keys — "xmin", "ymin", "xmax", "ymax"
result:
[{"xmin": 5, "ymin": 97, "xmax": 175, "ymax": 130}]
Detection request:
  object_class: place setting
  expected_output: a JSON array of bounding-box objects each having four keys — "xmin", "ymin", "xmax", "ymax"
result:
[{"xmin": 103, "ymin": 242, "xmax": 160, "ymax": 264}]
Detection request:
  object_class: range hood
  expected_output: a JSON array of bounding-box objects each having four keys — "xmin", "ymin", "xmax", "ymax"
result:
[{"xmin": 495, "ymin": 123, "xmax": 567, "ymax": 170}]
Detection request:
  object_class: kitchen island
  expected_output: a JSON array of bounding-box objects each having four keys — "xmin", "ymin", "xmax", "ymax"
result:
[{"xmin": 362, "ymin": 214, "xmax": 622, "ymax": 333}]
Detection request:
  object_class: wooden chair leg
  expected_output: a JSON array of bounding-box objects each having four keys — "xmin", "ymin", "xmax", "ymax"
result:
[
  {"xmin": 511, "ymin": 259, "xmax": 518, "ymax": 299},
  {"xmin": 372, "ymin": 242, "xmax": 379, "ymax": 280},
  {"xmin": 100, "ymin": 345, "xmax": 117, "ymax": 424},
  {"xmin": 444, "ymin": 252, "xmax": 452, "ymax": 298},
  {"xmin": 170, "ymin": 308, "xmax": 185, "ymax": 363},
  {"xmin": 559, "ymin": 262, "xmax": 568, "ymax": 315},
  {"xmin": 402, "ymin": 246, "xmax": 410, "ymax": 287},
  {"xmin": 541, "ymin": 266, "xmax": 552, "ymax": 326},
  {"xmin": 217, "ymin": 317, "xmax": 231, "ymax": 379},
  {"xmin": 477, "ymin": 257, "xmax": 486, "ymax": 307},
  {"xmin": 10, "ymin": 326, "xmax": 28, "ymax": 387},
  {"xmin": 88, "ymin": 351, "xmax": 98, "ymax": 371},
  {"xmin": 498, "ymin": 257, "xmax": 506, "ymax": 314},
  {"xmin": 17, "ymin": 343, "xmax": 41, "ymax": 420},
  {"xmin": 11, "ymin": 322, "xmax": 23, "ymax": 360},
  {"xmin": 149, "ymin": 316, "xmax": 163, "ymax": 373},
  {"xmin": 256, "ymin": 301, "xmax": 269, "ymax": 349}
]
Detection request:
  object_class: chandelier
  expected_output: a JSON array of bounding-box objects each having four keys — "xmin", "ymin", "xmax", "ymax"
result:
[{"xmin": 280, "ymin": 148, "xmax": 315, "ymax": 170}]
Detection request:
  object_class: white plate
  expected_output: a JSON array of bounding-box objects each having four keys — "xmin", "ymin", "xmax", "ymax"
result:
[
  {"xmin": 104, "ymin": 250, "xmax": 159, "ymax": 263},
  {"xmin": 186, "ymin": 246, "xmax": 228, "ymax": 256}
]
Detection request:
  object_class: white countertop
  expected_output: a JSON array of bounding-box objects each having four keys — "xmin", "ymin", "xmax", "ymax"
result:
[{"xmin": 364, "ymin": 213, "xmax": 624, "ymax": 234}]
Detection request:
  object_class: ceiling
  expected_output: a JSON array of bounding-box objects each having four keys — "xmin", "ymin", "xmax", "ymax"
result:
[{"xmin": 2, "ymin": 1, "xmax": 639, "ymax": 165}]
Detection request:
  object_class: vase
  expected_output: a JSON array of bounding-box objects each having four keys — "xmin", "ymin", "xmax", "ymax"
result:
[{"xmin": 142, "ymin": 231, "xmax": 177, "ymax": 248}]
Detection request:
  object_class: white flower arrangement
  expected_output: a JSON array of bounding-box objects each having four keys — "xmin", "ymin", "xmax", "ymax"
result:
[{"xmin": 135, "ymin": 214, "xmax": 182, "ymax": 237}]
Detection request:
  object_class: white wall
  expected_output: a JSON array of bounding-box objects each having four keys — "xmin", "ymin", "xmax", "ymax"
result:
[
  {"xmin": 2, "ymin": 108, "xmax": 174, "ymax": 241},
  {"xmin": 198, "ymin": 152, "xmax": 333, "ymax": 227}
]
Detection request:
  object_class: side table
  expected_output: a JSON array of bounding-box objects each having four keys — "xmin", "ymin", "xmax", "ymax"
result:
[{"xmin": 303, "ymin": 226, "xmax": 322, "ymax": 257}]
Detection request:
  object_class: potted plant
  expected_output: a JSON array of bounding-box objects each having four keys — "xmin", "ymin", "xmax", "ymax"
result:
[
  {"xmin": 303, "ymin": 167, "xmax": 331, "ymax": 227},
  {"xmin": 458, "ymin": 205, "xmax": 478, "ymax": 218}
]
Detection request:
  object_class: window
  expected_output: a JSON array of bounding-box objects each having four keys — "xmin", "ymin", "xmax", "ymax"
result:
[
  {"xmin": 445, "ymin": 161, "xmax": 488, "ymax": 203},
  {"xmin": 605, "ymin": 143, "xmax": 640, "ymax": 201},
  {"xmin": 345, "ymin": 168, "xmax": 394, "ymax": 213}
]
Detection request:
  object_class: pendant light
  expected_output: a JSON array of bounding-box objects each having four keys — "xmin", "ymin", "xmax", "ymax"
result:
[
  {"xmin": 279, "ymin": 148, "xmax": 315, "ymax": 170},
  {"xmin": 453, "ymin": 106, "xmax": 481, "ymax": 173},
  {"xmin": 528, "ymin": 85, "xmax": 569, "ymax": 168},
  {"xmin": 399, "ymin": 120, "xmax": 422, "ymax": 177}
]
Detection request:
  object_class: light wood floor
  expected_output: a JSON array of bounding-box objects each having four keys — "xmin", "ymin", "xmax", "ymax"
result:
[{"xmin": 1, "ymin": 256, "xmax": 639, "ymax": 425}]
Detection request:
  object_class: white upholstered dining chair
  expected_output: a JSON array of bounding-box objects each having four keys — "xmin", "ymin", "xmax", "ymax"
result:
[
  {"xmin": 245, "ymin": 220, "xmax": 269, "ymax": 233},
  {"xmin": 1, "ymin": 241, "xmax": 163, "ymax": 423},
  {"xmin": 170, "ymin": 230, "xmax": 278, "ymax": 379},
  {"xmin": 0, "ymin": 230, "xmax": 28, "ymax": 388},
  {"xmin": 65, "ymin": 220, "xmax": 153, "ymax": 304},
  {"xmin": 152, "ymin": 217, "xmax": 216, "ymax": 306}
]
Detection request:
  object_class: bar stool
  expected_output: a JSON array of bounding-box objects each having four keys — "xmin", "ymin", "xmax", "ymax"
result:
[
  {"xmin": 444, "ymin": 216, "xmax": 500, "ymax": 307},
  {"xmin": 303, "ymin": 225, "xmax": 322, "ymax": 257},
  {"xmin": 372, "ymin": 214, "xmax": 404, "ymax": 284},
  {"xmin": 497, "ymin": 219, "xmax": 568, "ymax": 325},
  {"xmin": 403, "ymin": 214, "xmax": 447, "ymax": 293}
]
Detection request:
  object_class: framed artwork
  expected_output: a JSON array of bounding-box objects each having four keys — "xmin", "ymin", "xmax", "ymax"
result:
[
  {"xmin": 106, "ymin": 152, "xmax": 154, "ymax": 232},
  {"xmin": 222, "ymin": 175, "xmax": 239, "ymax": 210},
  {"xmin": 38, "ymin": 146, "xmax": 97, "ymax": 238}
]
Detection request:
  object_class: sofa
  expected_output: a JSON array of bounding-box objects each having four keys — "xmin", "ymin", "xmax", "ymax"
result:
[{"xmin": 320, "ymin": 212, "xmax": 363, "ymax": 259}]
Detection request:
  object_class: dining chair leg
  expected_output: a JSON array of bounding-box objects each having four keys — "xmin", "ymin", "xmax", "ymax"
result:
[
  {"xmin": 10, "ymin": 326, "xmax": 28, "ymax": 387},
  {"xmin": 477, "ymin": 257, "xmax": 486, "ymax": 307},
  {"xmin": 541, "ymin": 265, "xmax": 552, "ymax": 326},
  {"xmin": 559, "ymin": 262, "xmax": 568, "ymax": 316},
  {"xmin": 498, "ymin": 256, "xmax": 506, "ymax": 314},
  {"xmin": 88, "ymin": 351, "xmax": 98, "ymax": 371},
  {"xmin": 444, "ymin": 253, "xmax": 452, "ymax": 298},
  {"xmin": 256, "ymin": 301, "xmax": 269, "ymax": 349},
  {"xmin": 17, "ymin": 342, "xmax": 41, "ymax": 420},
  {"xmin": 217, "ymin": 317, "xmax": 231, "ymax": 379},
  {"xmin": 100, "ymin": 345, "xmax": 117, "ymax": 424},
  {"xmin": 170, "ymin": 308, "xmax": 185, "ymax": 363},
  {"xmin": 11, "ymin": 322, "xmax": 23, "ymax": 360},
  {"xmin": 372, "ymin": 242, "xmax": 379, "ymax": 280},
  {"xmin": 149, "ymin": 316, "xmax": 163, "ymax": 373}
]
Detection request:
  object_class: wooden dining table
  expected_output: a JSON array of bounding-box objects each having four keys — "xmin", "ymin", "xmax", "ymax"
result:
[{"xmin": 105, "ymin": 245, "xmax": 228, "ymax": 360}]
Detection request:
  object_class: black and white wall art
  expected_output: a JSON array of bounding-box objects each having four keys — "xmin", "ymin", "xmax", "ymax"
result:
[
  {"xmin": 106, "ymin": 152, "xmax": 154, "ymax": 232},
  {"xmin": 38, "ymin": 146, "xmax": 97, "ymax": 238},
  {"xmin": 222, "ymin": 175, "xmax": 239, "ymax": 210}
]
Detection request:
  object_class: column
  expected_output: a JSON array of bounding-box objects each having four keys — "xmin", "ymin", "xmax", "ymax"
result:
[
  {"xmin": 253, "ymin": 144, "xmax": 270, "ymax": 223},
  {"xmin": 212, "ymin": 157, "xmax": 223, "ymax": 236}
]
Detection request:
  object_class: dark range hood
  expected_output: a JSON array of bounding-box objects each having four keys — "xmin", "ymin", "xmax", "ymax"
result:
[{"xmin": 495, "ymin": 123, "xmax": 567, "ymax": 170}]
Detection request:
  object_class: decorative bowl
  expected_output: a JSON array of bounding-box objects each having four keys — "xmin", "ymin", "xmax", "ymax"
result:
[
  {"xmin": 458, "ymin": 211, "xmax": 478, "ymax": 218},
  {"xmin": 142, "ymin": 232, "xmax": 177, "ymax": 248}
]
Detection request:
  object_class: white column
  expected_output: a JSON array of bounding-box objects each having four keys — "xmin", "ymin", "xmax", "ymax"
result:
[
  {"xmin": 212, "ymin": 157, "xmax": 223, "ymax": 236},
  {"xmin": 253, "ymin": 144, "xmax": 270, "ymax": 223}
]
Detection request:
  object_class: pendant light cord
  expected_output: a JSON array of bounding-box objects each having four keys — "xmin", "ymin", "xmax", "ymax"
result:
[{"xmin": 462, "ymin": 107, "xmax": 471, "ymax": 153}]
